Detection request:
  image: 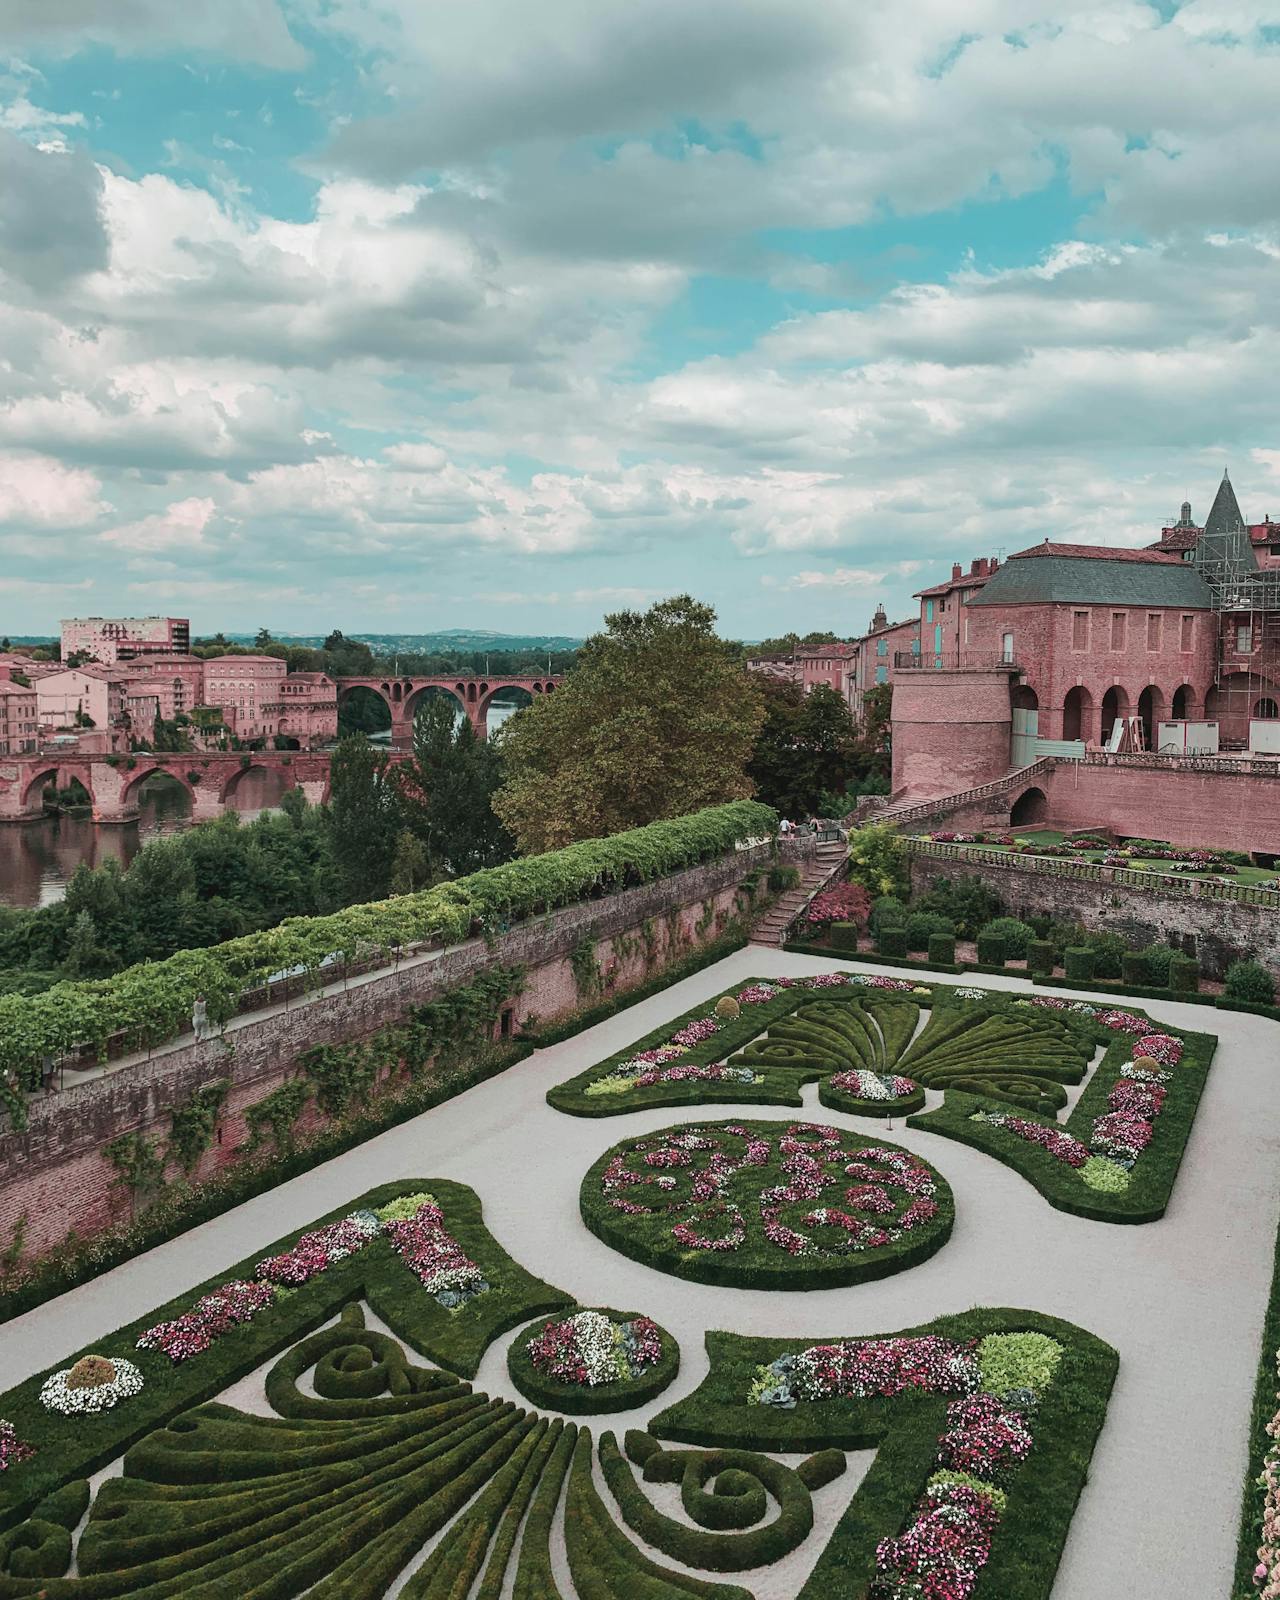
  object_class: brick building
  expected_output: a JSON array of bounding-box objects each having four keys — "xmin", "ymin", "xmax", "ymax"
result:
[
  {"xmin": 60, "ymin": 616, "xmax": 190, "ymax": 665},
  {"xmin": 855, "ymin": 604, "xmax": 921, "ymax": 704},
  {"xmin": 36, "ymin": 666, "xmax": 126, "ymax": 735},
  {"xmin": 0, "ymin": 680, "xmax": 38, "ymax": 754}
]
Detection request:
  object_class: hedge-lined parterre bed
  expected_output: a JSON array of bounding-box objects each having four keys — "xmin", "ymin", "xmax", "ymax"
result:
[
  {"xmin": 1234, "ymin": 1182, "xmax": 1280, "ymax": 1597},
  {"xmin": 0, "ymin": 1301, "xmax": 778, "ymax": 1599},
  {"xmin": 550, "ymin": 969, "xmax": 1105, "ymax": 1120},
  {"xmin": 908, "ymin": 998, "xmax": 1216, "ymax": 1223},
  {"xmin": 0, "ymin": 799, "xmax": 778, "ymax": 1125},
  {"xmin": 0, "ymin": 1178, "xmax": 570, "ymax": 1531},
  {"xmin": 506, "ymin": 1306, "xmax": 679, "ymax": 1415},
  {"xmin": 545, "ymin": 970, "xmax": 934, "ymax": 1117},
  {"xmin": 580, "ymin": 1118, "xmax": 953, "ymax": 1289},
  {"xmin": 650, "ymin": 1307, "xmax": 1117, "ymax": 1600}
]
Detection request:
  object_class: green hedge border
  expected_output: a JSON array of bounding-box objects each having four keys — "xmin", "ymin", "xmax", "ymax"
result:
[
  {"xmin": 578, "ymin": 1117, "xmax": 954, "ymax": 1291},
  {"xmin": 505, "ymin": 1306, "xmax": 680, "ymax": 1415},
  {"xmin": 908, "ymin": 1016, "xmax": 1216, "ymax": 1224},
  {"xmin": 648, "ymin": 1308, "xmax": 1118, "ymax": 1600},
  {"xmin": 0, "ymin": 1177, "xmax": 570, "ymax": 1532},
  {"xmin": 1235, "ymin": 1179, "xmax": 1280, "ymax": 1595}
]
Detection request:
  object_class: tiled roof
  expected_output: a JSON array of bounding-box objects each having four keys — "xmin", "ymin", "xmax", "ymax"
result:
[
  {"xmin": 914, "ymin": 575, "xmax": 991, "ymax": 598},
  {"xmin": 1153, "ymin": 527, "xmax": 1200, "ymax": 551},
  {"xmin": 0, "ymin": 681, "xmax": 36, "ymax": 696},
  {"xmin": 971, "ymin": 550, "xmax": 1214, "ymax": 608},
  {"xmin": 1006, "ymin": 540, "xmax": 1183, "ymax": 564}
]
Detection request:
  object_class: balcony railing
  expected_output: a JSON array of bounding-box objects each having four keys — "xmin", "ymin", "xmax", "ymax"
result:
[{"xmin": 893, "ymin": 651, "xmax": 1023, "ymax": 671}]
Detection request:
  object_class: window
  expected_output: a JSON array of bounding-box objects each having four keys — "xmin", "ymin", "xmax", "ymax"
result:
[
  {"xmin": 1001, "ymin": 632, "xmax": 1014, "ymax": 663},
  {"xmin": 1072, "ymin": 611, "xmax": 1089, "ymax": 650},
  {"xmin": 1180, "ymin": 615, "xmax": 1194, "ymax": 652},
  {"xmin": 925, "ymin": 600, "xmax": 934, "ymax": 622},
  {"xmin": 1237, "ymin": 623, "xmax": 1253, "ymax": 653},
  {"xmin": 910, "ymin": 636, "xmax": 920, "ymax": 654},
  {"xmin": 875, "ymin": 665, "xmax": 888, "ymax": 685},
  {"xmin": 1146, "ymin": 614, "xmax": 1161, "ymax": 651},
  {"xmin": 1110, "ymin": 613, "xmax": 1126, "ymax": 651},
  {"xmin": 876, "ymin": 639, "xmax": 887, "ymax": 657}
]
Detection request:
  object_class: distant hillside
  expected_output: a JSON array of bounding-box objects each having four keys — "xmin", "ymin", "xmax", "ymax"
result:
[{"xmin": 223, "ymin": 630, "xmax": 584, "ymax": 652}]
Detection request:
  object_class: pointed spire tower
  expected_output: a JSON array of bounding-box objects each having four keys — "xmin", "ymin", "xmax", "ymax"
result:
[{"xmin": 1194, "ymin": 469, "xmax": 1257, "ymax": 599}]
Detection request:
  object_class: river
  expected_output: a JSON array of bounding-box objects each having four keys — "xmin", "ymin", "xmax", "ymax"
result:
[{"xmin": 0, "ymin": 699, "xmax": 524, "ymax": 909}]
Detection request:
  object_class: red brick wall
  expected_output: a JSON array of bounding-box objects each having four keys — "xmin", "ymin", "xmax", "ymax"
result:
[
  {"xmin": 891, "ymin": 668, "xmax": 1015, "ymax": 797},
  {"xmin": 1035, "ymin": 761, "xmax": 1280, "ymax": 853},
  {"xmin": 0, "ymin": 843, "xmax": 783, "ymax": 1258}
]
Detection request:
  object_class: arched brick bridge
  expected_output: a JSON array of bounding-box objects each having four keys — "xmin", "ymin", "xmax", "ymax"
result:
[
  {"xmin": 0, "ymin": 751, "xmax": 333, "ymax": 824},
  {"xmin": 335, "ymin": 675, "xmax": 560, "ymax": 744}
]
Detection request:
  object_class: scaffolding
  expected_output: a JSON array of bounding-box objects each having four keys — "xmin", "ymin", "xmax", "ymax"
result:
[{"xmin": 1190, "ymin": 471, "xmax": 1280, "ymax": 752}]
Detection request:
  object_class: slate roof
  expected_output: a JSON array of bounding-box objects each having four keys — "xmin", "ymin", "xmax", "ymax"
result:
[{"xmin": 970, "ymin": 544, "xmax": 1214, "ymax": 608}]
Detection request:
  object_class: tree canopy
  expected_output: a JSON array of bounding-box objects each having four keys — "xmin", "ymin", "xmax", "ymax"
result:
[
  {"xmin": 746, "ymin": 680, "xmax": 862, "ymax": 817},
  {"xmin": 397, "ymin": 697, "xmax": 515, "ymax": 875},
  {"xmin": 492, "ymin": 595, "xmax": 766, "ymax": 853}
]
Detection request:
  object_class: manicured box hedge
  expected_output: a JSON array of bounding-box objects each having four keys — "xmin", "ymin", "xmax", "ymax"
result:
[
  {"xmin": 927, "ymin": 932, "xmax": 956, "ymax": 965},
  {"xmin": 975, "ymin": 930, "xmax": 1005, "ymax": 965}
]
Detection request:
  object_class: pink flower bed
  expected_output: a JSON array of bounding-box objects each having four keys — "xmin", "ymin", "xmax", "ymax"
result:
[
  {"xmin": 137, "ymin": 1279, "xmax": 278, "ymax": 1364},
  {"xmin": 938, "ymin": 1393, "xmax": 1034, "ymax": 1479},
  {"xmin": 969, "ymin": 1111, "xmax": 1089, "ymax": 1168},
  {"xmin": 0, "ymin": 1419, "xmax": 33, "ymax": 1474},
  {"xmin": 1132, "ymin": 1033, "xmax": 1183, "ymax": 1066},
  {"xmin": 255, "ymin": 1212, "xmax": 381, "ymax": 1287},
  {"xmin": 804, "ymin": 882, "xmax": 872, "ymax": 929},
  {"xmin": 1089, "ymin": 1111, "xmax": 1153, "ymax": 1162},
  {"xmin": 382, "ymin": 1197, "xmax": 487, "ymax": 1303},
  {"xmin": 873, "ymin": 1480, "xmax": 1000, "ymax": 1600},
  {"xmin": 1097, "ymin": 1010, "xmax": 1149, "ymax": 1035},
  {"xmin": 788, "ymin": 1336, "xmax": 979, "ymax": 1402}
]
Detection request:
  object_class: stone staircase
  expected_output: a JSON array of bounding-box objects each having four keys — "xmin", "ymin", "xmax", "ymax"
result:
[
  {"xmin": 843, "ymin": 758, "xmax": 1056, "ymax": 833},
  {"xmin": 750, "ymin": 838, "xmax": 849, "ymax": 947}
]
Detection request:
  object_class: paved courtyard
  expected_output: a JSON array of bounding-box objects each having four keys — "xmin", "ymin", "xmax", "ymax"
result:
[{"xmin": 7, "ymin": 947, "xmax": 1277, "ymax": 1598}]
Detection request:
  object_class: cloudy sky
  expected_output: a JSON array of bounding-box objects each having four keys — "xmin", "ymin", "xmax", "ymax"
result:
[{"xmin": 2, "ymin": 1, "xmax": 1279, "ymax": 640}]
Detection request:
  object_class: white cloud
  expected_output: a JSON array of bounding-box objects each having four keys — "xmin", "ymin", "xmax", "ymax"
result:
[
  {"xmin": 0, "ymin": 451, "xmax": 105, "ymax": 526},
  {"xmin": 99, "ymin": 496, "xmax": 217, "ymax": 552}
]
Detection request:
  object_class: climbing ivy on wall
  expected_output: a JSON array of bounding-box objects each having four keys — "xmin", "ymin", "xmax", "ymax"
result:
[
  {"xmin": 243, "ymin": 1080, "xmax": 313, "ymax": 1155},
  {"xmin": 570, "ymin": 935, "xmax": 603, "ymax": 998},
  {"xmin": 167, "ymin": 1078, "xmax": 230, "ymax": 1175},
  {"xmin": 104, "ymin": 1132, "xmax": 168, "ymax": 1212}
]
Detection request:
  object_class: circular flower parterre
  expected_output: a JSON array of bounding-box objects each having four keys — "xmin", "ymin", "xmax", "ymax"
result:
[
  {"xmin": 585, "ymin": 1119, "xmax": 952, "ymax": 1288},
  {"xmin": 827, "ymin": 1068, "xmax": 918, "ymax": 1103},
  {"xmin": 526, "ymin": 1309, "xmax": 662, "ymax": 1388},
  {"xmin": 41, "ymin": 1354, "xmax": 144, "ymax": 1415}
]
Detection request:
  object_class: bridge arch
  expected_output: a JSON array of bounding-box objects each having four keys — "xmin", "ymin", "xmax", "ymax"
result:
[
  {"xmin": 478, "ymin": 682, "xmax": 537, "ymax": 724},
  {"xmin": 1010, "ymin": 785, "xmax": 1048, "ymax": 826},
  {"xmin": 121, "ymin": 764, "xmax": 197, "ymax": 810},
  {"xmin": 19, "ymin": 763, "xmax": 66, "ymax": 810},
  {"xmin": 404, "ymin": 683, "xmax": 469, "ymax": 725},
  {"xmin": 219, "ymin": 762, "xmax": 294, "ymax": 810}
]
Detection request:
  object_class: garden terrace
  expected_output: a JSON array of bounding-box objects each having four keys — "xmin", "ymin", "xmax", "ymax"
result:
[
  {"xmin": 0, "ymin": 945, "xmax": 1270, "ymax": 1599},
  {"xmin": 0, "ymin": 800, "xmax": 780, "ymax": 1126}
]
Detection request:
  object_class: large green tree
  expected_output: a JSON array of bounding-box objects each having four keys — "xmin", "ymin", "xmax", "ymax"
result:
[
  {"xmin": 492, "ymin": 595, "xmax": 765, "ymax": 853},
  {"xmin": 325, "ymin": 736, "xmax": 402, "ymax": 902},
  {"xmin": 398, "ymin": 698, "xmax": 515, "ymax": 875},
  {"xmin": 746, "ymin": 680, "xmax": 861, "ymax": 817}
]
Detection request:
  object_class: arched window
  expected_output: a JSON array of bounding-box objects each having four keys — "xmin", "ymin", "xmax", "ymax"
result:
[{"xmin": 1255, "ymin": 697, "xmax": 1279, "ymax": 720}]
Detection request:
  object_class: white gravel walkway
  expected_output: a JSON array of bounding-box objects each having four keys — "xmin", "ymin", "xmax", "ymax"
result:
[{"xmin": 5, "ymin": 948, "xmax": 1276, "ymax": 1599}]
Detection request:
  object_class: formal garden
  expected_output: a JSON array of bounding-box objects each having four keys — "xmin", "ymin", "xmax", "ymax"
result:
[{"xmin": 0, "ymin": 947, "xmax": 1276, "ymax": 1599}]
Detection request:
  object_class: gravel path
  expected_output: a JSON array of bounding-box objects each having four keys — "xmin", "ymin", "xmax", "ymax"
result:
[{"xmin": 7, "ymin": 948, "xmax": 1276, "ymax": 1599}]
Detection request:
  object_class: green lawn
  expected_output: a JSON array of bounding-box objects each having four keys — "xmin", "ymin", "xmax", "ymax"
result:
[{"xmin": 915, "ymin": 828, "xmax": 1276, "ymax": 885}]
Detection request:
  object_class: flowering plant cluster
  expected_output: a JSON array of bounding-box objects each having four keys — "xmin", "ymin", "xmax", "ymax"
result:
[
  {"xmin": 1252, "ymin": 1346, "xmax": 1280, "ymax": 1595},
  {"xmin": 137, "ymin": 1279, "xmax": 278, "ymax": 1363},
  {"xmin": 0, "ymin": 1419, "xmax": 33, "ymax": 1473},
  {"xmin": 828, "ymin": 1068, "xmax": 917, "ymax": 1103},
  {"xmin": 255, "ymin": 1210, "xmax": 382, "ymax": 1286},
  {"xmin": 938, "ymin": 1393, "xmax": 1034, "ymax": 1477},
  {"xmin": 968, "ymin": 1110, "xmax": 1089, "ymax": 1168},
  {"xmin": 1096, "ymin": 1009, "xmax": 1149, "ymax": 1034},
  {"xmin": 872, "ymin": 1332, "xmax": 1063, "ymax": 1599},
  {"xmin": 1088, "ymin": 1110, "xmax": 1153, "ymax": 1162},
  {"xmin": 671, "ymin": 1017, "xmax": 722, "ymax": 1047},
  {"xmin": 953, "ymin": 987, "xmax": 991, "ymax": 1001},
  {"xmin": 587, "ymin": 1058, "xmax": 759, "ymax": 1098},
  {"xmin": 927, "ymin": 831, "xmax": 979, "ymax": 843},
  {"xmin": 1132, "ymin": 1033, "xmax": 1183, "ymax": 1066},
  {"xmin": 804, "ymin": 881, "xmax": 872, "ymax": 928},
  {"xmin": 872, "ymin": 1479, "xmax": 1000, "ymax": 1598},
  {"xmin": 602, "ymin": 1122, "xmax": 942, "ymax": 1261},
  {"xmin": 378, "ymin": 1193, "xmax": 488, "ymax": 1308},
  {"xmin": 40, "ymin": 1355, "xmax": 144, "ymax": 1415},
  {"xmin": 749, "ymin": 1335, "xmax": 978, "ymax": 1408},
  {"xmin": 526, "ymin": 1309, "xmax": 662, "ymax": 1388}
]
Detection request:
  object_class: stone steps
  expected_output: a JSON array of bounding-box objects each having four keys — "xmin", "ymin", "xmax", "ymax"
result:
[{"xmin": 749, "ymin": 843, "xmax": 848, "ymax": 947}]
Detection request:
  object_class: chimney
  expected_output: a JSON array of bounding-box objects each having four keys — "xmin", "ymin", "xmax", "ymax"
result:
[{"xmin": 951, "ymin": 563, "xmax": 962, "ymax": 582}]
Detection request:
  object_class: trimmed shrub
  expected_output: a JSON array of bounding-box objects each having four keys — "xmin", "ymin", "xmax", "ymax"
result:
[
  {"xmin": 975, "ymin": 930, "xmax": 1006, "ymax": 966},
  {"xmin": 1120, "ymin": 952, "xmax": 1149, "ymax": 989},
  {"xmin": 1139, "ymin": 945, "xmax": 1174, "ymax": 985},
  {"xmin": 829, "ymin": 921, "xmax": 861, "ymax": 952},
  {"xmin": 904, "ymin": 911, "xmax": 955, "ymax": 952},
  {"xmin": 869, "ymin": 895, "xmax": 908, "ymax": 933},
  {"xmin": 916, "ymin": 877, "xmax": 1004, "ymax": 939},
  {"xmin": 927, "ymin": 933, "xmax": 956, "ymax": 965},
  {"xmin": 1027, "ymin": 940, "xmax": 1054, "ymax": 976},
  {"xmin": 878, "ymin": 925, "xmax": 908, "ymax": 958},
  {"xmin": 1225, "ymin": 960, "xmax": 1275, "ymax": 1005},
  {"xmin": 977, "ymin": 917, "xmax": 1034, "ymax": 960},
  {"xmin": 1086, "ymin": 933, "xmax": 1127, "ymax": 980},
  {"xmin": 1064, "ymin": 947, "xmax": 1095, "ymax": 981},
  {"xmin": 1168, "ymin": 953, "xmax": 1199, "ymax": 994}
]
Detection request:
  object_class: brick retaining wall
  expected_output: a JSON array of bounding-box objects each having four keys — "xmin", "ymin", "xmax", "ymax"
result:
[
  {"xmin": 0, "ymin": 841, "xmax": 784, "ymax": 1254},
  {"xmin": 907, "ymin": 851, "xmax": 1278, "ymax": 979}
]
